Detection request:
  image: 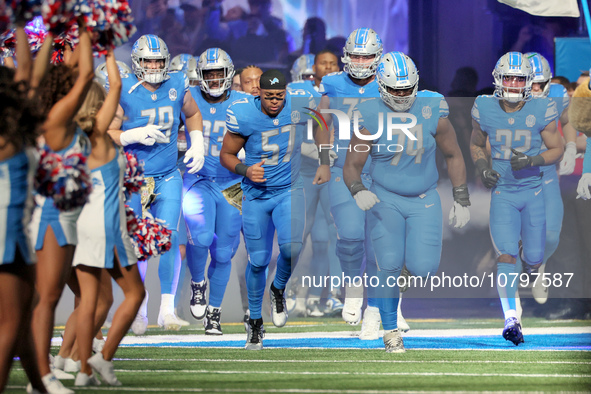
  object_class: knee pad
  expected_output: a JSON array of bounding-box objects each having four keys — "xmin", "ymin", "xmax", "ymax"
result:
[
  {"xmin": 545, "ymin": 230, "xmax": 560, "ymax": 257},
  {"xmin": 523, "ymin": 247, "xmax": 544, "ymax": 266},
  {"xmin": 194, "ymin": 231, "xmax": 214, "ymax": 248},
  {"xmin": 213, "ymin": 244, "xmax": 233, "ymax": 263},
  {"xmin": 279, "ymin": 242, "xmax": 302, "ymax": 262},
  {"xmin": 336, "ymin": 239, "xmax": 364, "ymax": 261},
  {"xmin": 248, "ymin": 250, "xmax": 272, "ymax": 270}
]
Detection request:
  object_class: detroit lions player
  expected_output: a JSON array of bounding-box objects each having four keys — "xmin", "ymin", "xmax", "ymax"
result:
[
  {"xmin": 108, "ymin": 34, "xmax": 204, "ymax": 332},
  {"xmin": 344, "ymin": 52, "xmax": 470, "ymax": 353},
  {"xmin": 524, "ymin": 53, "xmax": 577, "ymax": 304},
  {"xmin": 221, "ymin": 70, "xmax": 330, "ymax": 350},
  {"xmin": 470, "ymin": 52, "xmax": 563, "ymax": 345},
  {"xmin": 170, "ymin": 54, "xmax": 199, "ymax": 87},
  {"xmin": 317, "ymin": 28, "xmax": 407, "ymax": 337},
  {"xmin": 288, "ymin": 50, "xmax": 341, "ymax": 317},
  {"xmin": 182, "ymin": 48, "xmax": 250, "ymax": 335}
]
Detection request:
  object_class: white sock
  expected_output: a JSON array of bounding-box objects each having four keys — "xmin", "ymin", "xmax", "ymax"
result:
[
  {"xmin": 160, "ymin": 294, "xmax": 175, "ymax": 315},
  {"xmin": 504, "ymin": 309, "xmax": 518, "ymax": 320}
]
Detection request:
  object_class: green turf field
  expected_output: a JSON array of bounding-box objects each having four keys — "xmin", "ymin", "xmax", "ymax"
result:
[{"xmin": 6, "ymin": 318, "xmax": 591, "ymax": 393}]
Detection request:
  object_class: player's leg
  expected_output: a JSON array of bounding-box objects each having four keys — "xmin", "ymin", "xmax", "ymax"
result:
[
  {"xmin": 307, "ymin": 205, "xmax": 330, "ymax": 317},
  {"xmin": 271, "ymin": 188, "xmax": 306, "ymax": 327},
  {"xmin": 521, "ymin": 187, "xmax": 547, "ymax": 270},
  {"xmin": 151, "ymin": 171, "xmax": 183, "ymax": 328},
  {"xmin": 242, "ymin": 198, "xmax": 275, "ymax": 350},
  {"xmin": 203, "ymin": 187, "xmax": 242, "ymax": 334},
  {"xmin": 533, "ymin": 173, "xmax": 562, "ymax": 303},
  {"xmin": 490, "ymin": 190, "xmax": 524, "ymax": 345},
  {"xmin": 367, "ymin": 196, "xmax": 406, "ymax": 352},
  {"xmin": 183, "ymin": 180, "xmax": 216, "ymax": 320}
]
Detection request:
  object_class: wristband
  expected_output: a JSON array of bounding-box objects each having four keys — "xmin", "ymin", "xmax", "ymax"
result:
[
  {"xmin": 235, "ymin": 163, "xmax": 249, "ymax": 177},
  {"xmin": 531, "ymin": 155, "xmax": 545, "ymax": 167},
  {"xmin": 475, "ymin": 158, "xmax": 490, "ymax": 174},
  {"xmin": 319, "ymin": 147, "xmax": 330, "ymax": 166},
  {"xmin": 452, "ymin": 184, "xmax": 471, "ymax": 207},
  {"xmin": 349, "ymin": 181, "xmax": 368, "ymax": 197}
]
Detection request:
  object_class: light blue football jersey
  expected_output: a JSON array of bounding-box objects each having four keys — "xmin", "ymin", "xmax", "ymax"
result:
[
  {"xmin": 183, "ymin": 88, "xmax": 250, "ymax": 182},
  {"xmin": 288, "ymin": 80, "xmax": 321, "ymax": 176},
  {"xmin": 471, "ymin": 95, "xmax": 559, "ymax": 191},
  {"xmin": 355, "ymin": 91, "xmax": 449, "ymax": 196},
  {"xmin": 318, "ymin": 71, "xmax": 380, "ymax": 170},
  {"xmin": 120, "ymin": 72, "xmax": 189, "ymax": 177},
  {"xmin": 226, "ymin": 90, "xmax": 314, "ymax": 199}
]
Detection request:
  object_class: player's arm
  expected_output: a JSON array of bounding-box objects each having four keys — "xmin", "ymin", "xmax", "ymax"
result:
[
  {"xmin": 94, "ymin": 50, "xmax": 121, "ymax": 136},
  {"xmin": 220, "ymin": 131, "xmax": 266, "ymax": 182},
  {"xmin": 436, "ymin": 117, "xmax": 470, "ymax": 228},
  {"xmin": 107, "ymin": 105, "xmax": 166, "ymax": 147},
  {"xmin": 558, "ymin": 108, "xmax": 578, "ymax": 175},
  {"xmin": 343, "ymin": 127, "xmax": 378, "ymax": 210},
  {"xmin": 538, "ymin": 119, "xmax": 564, "ymax": 165},
  {"xmin": 43, "ymin": 25, "xmax": 94, "ymax": 151},
  {"xmin": 471, "ymin": 119, "xmax": 500, "ymax": 188},
  {"xmin": 181, "ymin": 90, "xmax": 205, "ymax": 174}
]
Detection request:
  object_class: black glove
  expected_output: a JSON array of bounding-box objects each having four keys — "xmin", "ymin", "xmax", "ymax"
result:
[
  {"xmin": 452, "ymin": 184, "xmax": 471, "ymax": 207},
  {"xmin": 475, "ymin": 159, "xmax": 500, "ymax": 189},
  {"xmin": 510, "ymin": 148, "xmax": 545, "ymax": 171}
]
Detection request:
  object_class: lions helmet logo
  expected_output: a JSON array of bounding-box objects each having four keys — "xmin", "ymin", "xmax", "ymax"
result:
[{"xmin": 270, "ymin": 77, "xmax": 279, "ymax": 85}]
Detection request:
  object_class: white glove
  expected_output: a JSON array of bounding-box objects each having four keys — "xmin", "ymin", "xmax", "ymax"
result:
[
  {"xmin": 448, "ymin": 201, "xmax": 470, "ymax": 229},
  {"xmin": 577, "ymin": 173, "xmax": 591, "ymax": 200},
  {"xmin": 301, "ymin": 142, "xmax": 319, "ymax": 160},
  {"xmin": 119, "ymin": 125, "xmax": 167, "ymax": 146},
  {"xmin": 354, "ymin": 190, "xmax": 380, "ymax": 211},
  {"xmin": 329, "ymin": 150, "xmax": 338, "ymax": 167},
  {"xmin": 237, "ymin": 148, "xmax": 246, "ymax": 162},
  {"xmin": 559, "ymin": 142, "xmax": 577, "ymax": 176},
  {"xmin": 183, "ymin": 130, "xmax": 205, "ymax": 174}
]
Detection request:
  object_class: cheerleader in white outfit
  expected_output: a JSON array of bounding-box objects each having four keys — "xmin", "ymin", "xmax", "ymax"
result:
[
  {"xmin": 0, "ymin": 25, "xmax": 46, "ymax": 393},
  {"xmin": 29, "ymin": 26, "xmax": 95, "ymax": 393},
  {"xmin": 71, "ymin": 50, "xmax": 145, "ymax": 387}
]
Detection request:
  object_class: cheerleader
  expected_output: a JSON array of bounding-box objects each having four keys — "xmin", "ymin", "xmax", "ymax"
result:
[{"xmin": 71, "ymin": 50, "xmax": 145, "ymax": 387}]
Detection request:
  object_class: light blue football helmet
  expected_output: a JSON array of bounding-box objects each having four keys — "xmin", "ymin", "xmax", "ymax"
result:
[
  {"xmin": 342, "ymin": 28, "xmax": 383, "ymax": 79},
  {"xmin": 131, "ymin": 34, "xmax": 170, "ymax": 84},
  {"xmin": 170, "ymin": 54, "xmax": 198, "ymax": 85},
  {"xmin": 376, "ymin": 51, "xmax": 419, "ymax": 112},
  {"xmin": 493, "ymin": 52, "xmax": 534, "ymax": 102},
  {"xmin": 196, "ymin": 48, "xmax": 235, "ymax": 97},
  {"xmin": 290, "ymin": 54, "xmax": 315, "ymax": 82},
  {"xmin": 525, "ymin": 52, "xmax": 551, "ymax": 97}
]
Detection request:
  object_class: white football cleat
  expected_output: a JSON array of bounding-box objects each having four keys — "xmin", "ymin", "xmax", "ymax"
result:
[
  {"xmin": 383, "ymin": 328, "xmax": 405, "ymax": 353},
  {"xmin": 269, "ymin": 283, "xmax": 288, "ymax": 327},
  {"xmin": 158, "ymin": 312, "xmax": 182, "ymax": 331},
  {"xmin": 359, "ymin": 306, "xmax": 381, "ymax": 340},
  {"xmin": 342, "ymin": 283, "xmax": 364, "ymax": 325},
  {"xmin": 532, "ymin": 263, "xmax": 548, "ymax": 304},
  {"xmin": 174, "ymin": 309, "xmax": 191, "ymax": 326},
  {"xmin": 131, "ymin": 290, "xmax": 149, "ymax": 335}
]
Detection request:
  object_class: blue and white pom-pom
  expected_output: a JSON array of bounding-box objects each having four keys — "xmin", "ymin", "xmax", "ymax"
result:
[
  {"xmin": 125, "ymin": 205, "xmax": 172, "ymax": 260},
  {"xmin": 35, "ymin": 149, "xmax": 93, "ymax": 211}
]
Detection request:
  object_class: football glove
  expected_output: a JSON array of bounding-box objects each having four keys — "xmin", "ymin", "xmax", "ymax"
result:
[
  {"xmin": 558, "ymin": 142, "xmax": 576, "ymax": 176},
  {"xmin": 577, "ymin": 173, "xmax": 591, "ymax": 200},
  {"xmin": 184, "ymin": 130, "xmax": 205, "ymax": 174},
  {"xmin": 510, "ymin": 148, "xmax": 544, "ymax": 171},
  {"xmin": 119, "ymin": 125, "xmax": 167, "ymax": 146}
]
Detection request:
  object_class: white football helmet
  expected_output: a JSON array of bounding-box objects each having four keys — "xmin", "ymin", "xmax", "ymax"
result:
[
  {"xmin": 290, "ymin": 54, "xmax": 315, "ymax": 82},
  {"xmin": 94, "ymin": 61, "xmax": 132, "ymax": 86},
  {"xmin": 342, "ymin": 28, "xmax": 383, "ymax": 79},
  {"xmin": 197, "ymin": 48, "xmax": 234, "ymax": 97},
  {"xmin": 525, "ymin": 52, "xmax": 551, "ymax": 98},
  {"xmin": 493, "ymin": 52, "xmax": 533, "ymax": 102},
  {"xmin": 377, "ymin": 52, "xmax": 419, "ymax": 112},
  {"xmin": 131, "ymin": 34, "xmax": 170, "ymax": 84},
  {"xmin": 170, "ymin": 54, "xmax": 198, "ymax": 85}
]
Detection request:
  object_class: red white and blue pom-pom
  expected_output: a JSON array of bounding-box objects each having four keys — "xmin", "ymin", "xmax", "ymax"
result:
[
  {"xmin": 1, "ymin": 0, "xmax": 43, "ymax": 30},
  {"xmin": 88, "ymin": 0, "xmax": 136, "ymax": 55},
  {"xmin": 125, "ymin": 205, "xmax": 172, "ymax": 260},
  {"xmin": 123, "ymin": 151, "xmax": 145, "ymax": 199},
  {"xmin": 51, "ymin": 26, "xmax": 77, "ymax": 63},
  {"xmin": 35, "ymin": 149, "xmax": 93, "ymax": 211},
  {"xmin": 42, "ymin": 0, "xmax": 92, "ymax": 36},
  {"xmin": 24, "ymin": 16, "xmax": 47, "ymax": 53},
  {"xmin": 0, "ymin": 30, "xmax": 15, "ymax": 58}
]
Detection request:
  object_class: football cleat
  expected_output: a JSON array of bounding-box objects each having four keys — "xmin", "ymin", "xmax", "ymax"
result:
[
  {"xmin": 532, "ymin": 264, "xmax": 549, "ymax": 304},
  {"xmin": 502, "ymin": 317, "xmax": 525, "ymax": 346},
  {"xmin": 306, "ymin": 299, "xmax": 325, "ymax": 317},
  {"xmin": 383, "ymin": 329, "xmax": 405, "ymax": 353},
  {"xmin": 342, "ymin": 282, "xmax": 364, "ymax": 325},
  {"xmin": 157, "ymin": 313, "xmax": 182, "ymax": 331},
  {"xmin": 204, "ymin": 306, "xmax": 223, "ymax": 335},
  {"xmin": 88, "ymin": 352, "xmax": 122, "ymax": 386},
  {"xmin": 359, "ymin": 306, "xmax": 381, "ymax": 340},
  {"xmin": 245, "ymin": 317, "xmax": 265, "ymax": 350},
  {"xmin": 131, "ymin": 290, "xmax": 149, "ymax": 335},
  {"xmin": 190, "ymin": 280, "xmax": 208, "ymax": 320},
  {"xmin": 174, "ymin": 309, "xmax": 191, "ymax": 327},
  {"xmin": 270, "ymin": 283, "xmax": 288, "ymax": 327},
  {"xmin": 324, "ymin": 294, "xmax": 344, "ymax": 317}
]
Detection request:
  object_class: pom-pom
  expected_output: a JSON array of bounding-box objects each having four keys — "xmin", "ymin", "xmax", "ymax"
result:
[
  {"xmin": 123, "ymin": 151, "xmax": 145, "ymax": 199},
  {"xmin": 35, "ymin": 148, "xmax": 93, "ymax": 211},
  {"xmin": 124, "ymin": 205, "xmax": 172, "ymax": 260},
  {"xmin": 42, "ymin": 0, "xmax": 92, "ymax": 36},
  {"xmin": 2, "ymin": 0, "xmax": 43, "ymax": 30},
  {"xmin": 88, "ymin": 0, "xmax": 136, "ymax": 55}
]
